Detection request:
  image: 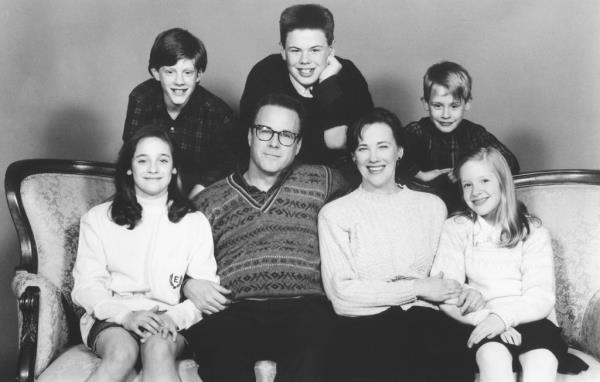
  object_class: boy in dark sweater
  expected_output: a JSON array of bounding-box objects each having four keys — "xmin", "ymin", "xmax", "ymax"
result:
[
  {"xmin": 183, "ymin": 93, "xmax": 347, "ymax": 382},
  {"xmin": 401, "ymin": 61, "xmax": 520, "ymax": 212},
  {"xmin": 239, "ymin": 4, "xmax": 373, "ymax": 185}
]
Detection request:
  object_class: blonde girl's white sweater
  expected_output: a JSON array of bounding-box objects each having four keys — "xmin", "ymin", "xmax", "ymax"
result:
[{"xmin": 431, "ymin": 215, "xmax": 557, "ymax": 328}]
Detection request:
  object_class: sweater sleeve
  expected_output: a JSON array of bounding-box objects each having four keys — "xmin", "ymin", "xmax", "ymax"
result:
[
  {"xmin": 319, "ymin": 209, "xmax": 417, "ymax": 317},
  {"xmin": 324, "ymin": 167, "xmax": 351, "ymax": 202},
  {"xmin": 430, "ymin": 218, "xmax": 468, "ymax": 283},
  {"xmin": 399, "ymin": 121, "xmax": 429, "ymax": 178},
  {"xmin": 196, "ymin": 110, "xmax": 239, "ymax": 187},
  {"xmin": 123, "ymin": 91, "xmax": 141, "ymax": 141},
  {"xmin": 165, "ymin": 213, "xmax": 219, "ymax": 330},
  {"xmin": 239, "ymin": 60, "xmax": 273, "ymax": 127},
  {"xmin": 312, "ymin": 58, "xmax": 374, "ymax": 131},
  {"xmin": 432, "ymin": 217, "xmax": 494, "ymax": 325},
  {"xmin": 487, "ymin": 226, "xmax": 556, "ymax": 328},
  {"xmin": 474, "ymin": 126, "xmax": 520, "ymax": 175},
  {"xmin": 71, "ymin": 212, "xmax": 132, "ymax": 324}
]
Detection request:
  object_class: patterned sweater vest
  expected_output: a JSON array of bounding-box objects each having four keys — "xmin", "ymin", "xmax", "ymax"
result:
[{"xmin": 195, "ymin": 164, "xmax": 338, "ymax": 299}]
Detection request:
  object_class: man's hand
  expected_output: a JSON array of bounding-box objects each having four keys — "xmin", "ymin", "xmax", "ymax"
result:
[
  {"xmin": 122, "ymin": 306, "xmax": 164, "ymax": 339},
  {"xmin": 183, "ymin": 279, "xmax": 232, "ymax": 315},
  {"xmin": 415, "ymin": 168, "xmax": 453, "ymax": 182},
  {"xmin": 467, "ymin": 313, "xmax": 506, "ymax": 348},
  {"xmin": 414, "ymin": 272, "xmax": 462, "ymax": 303},
  {"xmin": 457, "ymin": 288, "xmax": 485, "ymax": 315},
  {"xmin": 323, "ymin": 125, "xmax": 347, "ymax": 149},
  {"xmin": 189, "ymin": 184, "xmax": 205, "ymax": 199},
  {"xmin": 319, "ymin": 54, "xmax": 342, "ymax": 82},
  {"xmin": 447, "ymin": 170, "xmax": 458, "ymax": 183}
]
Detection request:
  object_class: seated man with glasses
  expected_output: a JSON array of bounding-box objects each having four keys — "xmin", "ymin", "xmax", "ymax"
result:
[{"xmin": 183, "ymin": 93, "xmax": 348, "ymax": 382}]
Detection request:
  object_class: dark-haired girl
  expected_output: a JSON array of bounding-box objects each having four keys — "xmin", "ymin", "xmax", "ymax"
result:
[{"xmin": 72, "ymin": 125, "xmax": 218, "ymax": 382}]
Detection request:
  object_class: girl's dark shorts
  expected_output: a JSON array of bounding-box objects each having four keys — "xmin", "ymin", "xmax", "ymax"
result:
[{"xmin": 472, "ymin": 318, "xmax": 571, "ymax": 371}]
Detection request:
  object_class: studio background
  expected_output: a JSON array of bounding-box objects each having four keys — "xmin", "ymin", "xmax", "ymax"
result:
[{"xmin": 1, "ymin": 0, "xmax": 598, "ymax": 378}]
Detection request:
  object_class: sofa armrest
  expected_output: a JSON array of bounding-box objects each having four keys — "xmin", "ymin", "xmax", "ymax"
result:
[
  {"xmin": 15, "ymin": 285, "xmax": 38, "ymax": 382},
  {"xmin": 11, "ymin": 271, "xmax": 71, "ymax": 379},
  {"xmin": 581, "ymin": 288, "xmax": 600, "ymax": 361}
]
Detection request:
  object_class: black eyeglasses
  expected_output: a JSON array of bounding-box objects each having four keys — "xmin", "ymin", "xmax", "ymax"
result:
[{"xmin": 252, "ymin": 124, "xmax": 299, "ymax": 147}]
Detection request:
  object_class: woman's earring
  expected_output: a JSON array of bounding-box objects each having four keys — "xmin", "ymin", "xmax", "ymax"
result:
[{"xmin": 126, "ymin": 169, "xmax": 132, "ymax": 175}]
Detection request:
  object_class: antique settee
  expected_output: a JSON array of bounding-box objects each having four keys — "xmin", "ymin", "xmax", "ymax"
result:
[{"xmin": 5, "ymin": 158, "xmax": 600, "ymax": 381}]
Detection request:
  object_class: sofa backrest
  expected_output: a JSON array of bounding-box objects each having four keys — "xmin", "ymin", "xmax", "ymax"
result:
[
  {"xmin": 515, "ymin": 170, "xmax": 600, "ymax": 349},
  {"xmin": 6, "ymin": 159, "xmax": 116, "ymax": 340}
]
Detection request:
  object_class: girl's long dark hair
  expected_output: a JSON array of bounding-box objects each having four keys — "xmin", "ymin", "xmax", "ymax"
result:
[{"xmin": 111, "ymin": 125, "xmax": 195, "ymax": 229}]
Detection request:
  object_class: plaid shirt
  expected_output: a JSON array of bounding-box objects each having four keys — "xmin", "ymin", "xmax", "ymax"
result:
[
  {"xmin": 124, "ymin": 79, "xmax": 238, "ymax": 191},
  {"xmin": 400, "ymin": 117, "xmax": 520, "ymax": 211}
]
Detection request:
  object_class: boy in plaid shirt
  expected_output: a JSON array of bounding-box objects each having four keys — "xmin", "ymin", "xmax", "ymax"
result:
[{"xmin": 124, "ymin": 28, "xmax": 237, "ymax": 196}]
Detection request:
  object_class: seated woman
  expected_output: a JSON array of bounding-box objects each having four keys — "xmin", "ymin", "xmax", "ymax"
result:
[
  {"xmin": 318, "ymin": 107, "xmax": 476, "ymax": 382},
  {"xmin": 72, "ymin": 125, "xmax": 219, "ymax": 382}
]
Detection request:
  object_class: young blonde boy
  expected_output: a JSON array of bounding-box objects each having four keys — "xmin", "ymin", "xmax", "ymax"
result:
[{"xmin": 401, "ymin": 61, "xmax": 520, "ymax": 212}]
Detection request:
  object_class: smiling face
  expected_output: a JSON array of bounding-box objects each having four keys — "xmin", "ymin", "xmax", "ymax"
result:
[
  {"xmin": 131, "ymin": 137, "xmax": 176, "ymax": 199},
  {"xmin": 460, "ymin": 159, "xmax": 501, "ymax": 222},
  {"xmin": 423, "ymin": 84, "xmax": 470, "ymax": 133},
  {"xmin": 281, "ymin": 29, "xmax": 332, "ymax": 90},
  {"xmin": 248, "ymin": 104, "xmax": 302, "ymax": 178},
  {"xmin": 151, "ymin": 58, "xmax": 199, "ymax": 112},
  {"xmin": 353, "ymin": 122, "xmax": 403, "ymax": 194}
]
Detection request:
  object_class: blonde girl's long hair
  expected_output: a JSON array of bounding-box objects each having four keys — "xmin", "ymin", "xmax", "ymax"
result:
[{"xmin": 455, "ymin": 147, "xmax": 534, "ymax": 248}]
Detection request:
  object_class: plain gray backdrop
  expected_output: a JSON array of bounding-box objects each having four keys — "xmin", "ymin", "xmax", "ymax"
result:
[{"xmin": 1, "ymin": 0, "xmax": 599, "ymax": 379}]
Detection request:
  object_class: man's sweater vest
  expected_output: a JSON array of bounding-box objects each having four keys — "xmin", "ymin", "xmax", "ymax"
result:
[{"xmin": 194, "ymin": 164, "xmax": 340, "ymax": 299}]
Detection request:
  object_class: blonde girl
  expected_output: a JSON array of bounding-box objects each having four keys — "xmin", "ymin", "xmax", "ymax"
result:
[{"xmin": 431, "ymin": 147, "xmax": 586, "ymax": 381}]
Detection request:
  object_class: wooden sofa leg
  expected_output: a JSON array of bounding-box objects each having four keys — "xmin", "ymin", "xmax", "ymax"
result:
[{"xmin": 16, "ymin": 286, "xmax": 39, "ymax": 382}]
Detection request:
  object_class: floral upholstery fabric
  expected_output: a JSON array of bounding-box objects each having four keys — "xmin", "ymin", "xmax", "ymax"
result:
[
  {"xmin": 17, "ymin": 173, "xmax": 115, "ymax": 376},
  {"xmin": 517, "ymin": 184, "xmax": 600, "ymax": 354},
  {"xmin": 20, "ymin": 173, "xmax": 115, "ymax": 293},
  {"xmin": 35, "ymin": 344, "xmax": 202, "ymax": 382},
  {"xmin": 581, "ymin": 290, "xmax": 600, "ymax": 360},
  {"xmin": 12, "ymin": 271, "xmax": 68, "ymax": 377}
]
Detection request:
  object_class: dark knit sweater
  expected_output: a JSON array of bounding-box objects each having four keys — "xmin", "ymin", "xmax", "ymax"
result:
[
  {"xmin": 399, "ymin": 117, "xmax": 520, "ymax": 212},
  {"xmin": 192, "ymin": 163, "xmax": 347, "ymax": 299}
]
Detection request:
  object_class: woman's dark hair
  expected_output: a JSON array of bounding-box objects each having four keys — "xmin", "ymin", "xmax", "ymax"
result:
[
  {"xmin": 111, "ymin": 125, "xmax": 195, "ymax": 229},
  {"xmin": 346, "ymin": 107, "xmax": 403, "ymax": 153}
]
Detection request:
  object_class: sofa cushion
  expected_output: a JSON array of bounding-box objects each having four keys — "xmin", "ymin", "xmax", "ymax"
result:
[
  {"xmin": 36, "ymin": 344, "xmax": 201, "ymax": 382},
  {"xmin": 517, "ymin": 184, "xmax": 600, "ymax": 348}
]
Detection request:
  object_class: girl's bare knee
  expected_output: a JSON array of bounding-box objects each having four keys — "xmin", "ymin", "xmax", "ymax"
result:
[
  {"xmin": 476, "ymin": 342, "xmax": 511, "ymax": 364},
  {"xmin": 520, "ymin": 349, "xmax": 558, "ymax": 382},
  {"xmin": 96, "ymin": 328, "xmax": 139, "ymax": 368},
  {"xmin": 140, "ymin": 334, "xmax": 181, "ymax": 363}
]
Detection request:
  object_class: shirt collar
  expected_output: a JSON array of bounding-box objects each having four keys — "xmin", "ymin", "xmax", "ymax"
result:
[
  {"xmin": 288, "ymin": 74, "xmax": 313, "ymax": 98},
  {"xmin": 473, "ymin": 215, "xmax": 501, "ymax": 244},
  {"xmin": 233, "ymin": 161, "xmax": 297, "ymax": 195}
]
